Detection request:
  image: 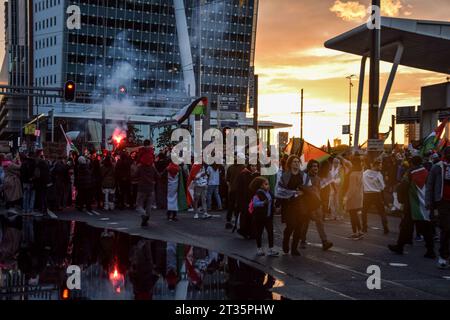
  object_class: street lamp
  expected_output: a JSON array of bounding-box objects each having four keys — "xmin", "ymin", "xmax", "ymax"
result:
[{"xmin": 346, "ymin": 74, "xmax": 356, "ymax": 148}]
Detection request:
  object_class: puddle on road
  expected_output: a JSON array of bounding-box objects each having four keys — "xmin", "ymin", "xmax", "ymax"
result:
[{"xmin": 0, "ymin": 214, "xmax": 286, "ymax": 300}]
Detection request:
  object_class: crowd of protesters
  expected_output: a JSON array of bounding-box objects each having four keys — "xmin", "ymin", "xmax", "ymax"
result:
[{"xmin": 0, "ymin": 139, "xmax": 449, "ymax": 269}]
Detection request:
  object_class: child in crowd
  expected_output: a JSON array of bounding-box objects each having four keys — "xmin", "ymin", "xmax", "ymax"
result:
[{"xmin": 249, "ymin": 176, "xmax": 279, "ymax": 257}]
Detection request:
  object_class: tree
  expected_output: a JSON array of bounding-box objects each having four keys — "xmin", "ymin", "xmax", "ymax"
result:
[
  {"xmin": 127, "ymin": 123, "xmax": 143, "ymax": 146},
  {"xmin": 156, "ymin": 125, "xmax": 176, "ymax": 150}
]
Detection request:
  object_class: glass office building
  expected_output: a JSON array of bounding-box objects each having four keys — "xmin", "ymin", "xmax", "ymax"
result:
[{"xmin": 33, "ymin": 0, "xmax": 258, "ymax": 113}]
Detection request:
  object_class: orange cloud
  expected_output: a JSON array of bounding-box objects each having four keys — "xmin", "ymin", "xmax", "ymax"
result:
[
  {"xmin": 329, "ymin": 0, "xmax": 366, "ymax": 22},
  {"xmin": 329, "ymin": 0, "xmax": 409, "ymax": 22}
]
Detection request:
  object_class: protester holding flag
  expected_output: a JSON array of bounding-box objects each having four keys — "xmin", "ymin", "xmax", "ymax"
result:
[
  {"xmin": 166, "ymin": 162, "xmax": 182, "ymax": 222},
  {"xmin": 276, "ymin": 155, "xmax": 312, "ymax": 256},
  {"xmin": 389, "ymin": 156, "xmax": 435, "ymax": 258},
  {"xmin": 421, "ymin": 118, "xmax": 448, "ymax": 156},
  {"xmin": 426, "ymin": 146, "xmax": 450, "ymax": 269},
  {"xmin": 362, "ymin": 160, "xmax": 389, "ymax": 234}
]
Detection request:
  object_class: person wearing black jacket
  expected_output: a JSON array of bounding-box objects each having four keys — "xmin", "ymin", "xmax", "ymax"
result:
[
  {"xmin": 115, "ymin": 151, "xmax": 131, "ymax": 210},
  {"xmin": 235, "ymin": 164, "xmax": 259, "ymax": 239},
  {"xmin": 75, "ymin": 156, "xmax": 93, "ymax": 211},
  {"xmin": 34, "ymin": 150, "xmax": 51, "ymax": 215},
  {"xmin": 51, "ymin": 156, "xmax": 70, "ymax": 211},
  {"xmin": 20, "ymin": 153, "xmax": 36, "ymax": 214},
  {"xmin": 249, "ymin": 176, "xmax": 279, "ymax": 257}
]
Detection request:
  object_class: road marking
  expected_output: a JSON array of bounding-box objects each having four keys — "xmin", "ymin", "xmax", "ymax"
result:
[
  {"xmin": 389, "ymin": 263, "xmax": 408, "ymax": 267},
  {"xmin": 100, "ymin": 217, "xmax": 110, "ymax": 221},
  {"xmin": 115, "ymin": 227, "xmax": 129, "ymax": 231},
  {"xmin": 107, "ymin": 222, "xmax": 119, "ymax": 225},
  {"xmin": 348, "ymin": 252, "xmax": 364, "ymax": 256},
  {"xmin": 47, "ymin": 210, "xmax": 58, "ymax": 219},
  {"xmin": 85, "ymin": 211, "xmax": 93, "ymax": 216},
  {"xmin": 443, "ymin": 276, "xmax": 450, "ymax": 280},
  {"xmin": 91, "ymin": 210, "xmax": 101, "ymax": 216}
]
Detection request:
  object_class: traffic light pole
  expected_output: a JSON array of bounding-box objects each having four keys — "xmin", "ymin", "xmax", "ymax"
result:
[
  {"xmin": 368, "ymin": 0, "xmax": 380, "ymax": 160},
  {"xmin": 101, "ymin": 26, "xmax": 107, "ymax": 151}
]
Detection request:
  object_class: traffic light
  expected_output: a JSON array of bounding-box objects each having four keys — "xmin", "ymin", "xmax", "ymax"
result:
[
  {"xmin": 64, "ymin": 80, "xmax": 76, "ymax": 101},
  {"xmin": 118, "ymin": 85, "xmax": 127, "ymax": 100}
]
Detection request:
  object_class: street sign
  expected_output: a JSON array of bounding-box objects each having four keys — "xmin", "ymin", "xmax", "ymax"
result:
[
  {"xmin": 396, "ymin": 106, "xmax": 418, "ymax": 124},
  {"xmin": 342, "ymin": 125, "xmax": 350, "ymax": 135},
  {"xmin": 221, "ymin": 121, "xmax": 239, "ymax": 128},
  {"xmin": 367, "ymin": 139, "xmax": 384, "ymax": 151},
  {"xmin": 218, "ymin": 96, "xmax": 240, "ymax": 112}
]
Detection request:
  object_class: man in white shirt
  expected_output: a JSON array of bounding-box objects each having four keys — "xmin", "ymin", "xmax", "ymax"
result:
[{"xmin": 362, "ymin": 160, "xmax": 389, "ymax": 234}]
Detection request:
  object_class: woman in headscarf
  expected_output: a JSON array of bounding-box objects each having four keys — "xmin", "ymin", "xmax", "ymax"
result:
[
  {"xmin": 167, "ymin": 161, "xmax": 182, "ymax": 221},
  {"xmin": 276, "ymin": 155, "xmax": 312, "ymax": 256}
]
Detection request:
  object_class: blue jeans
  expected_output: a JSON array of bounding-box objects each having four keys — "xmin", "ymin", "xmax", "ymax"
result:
[
  {"xmin": 22, "ymin": 183, "xmax": 35, "ymax": 213},
  {"xmin": 207, "ymin": 185, "xmax": 222, "ymax": 210}
]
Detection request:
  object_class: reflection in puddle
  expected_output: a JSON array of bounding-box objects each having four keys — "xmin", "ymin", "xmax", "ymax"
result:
[{"xmin": 0, "ymin": 214, "xmax": 286, "ymax": 300}]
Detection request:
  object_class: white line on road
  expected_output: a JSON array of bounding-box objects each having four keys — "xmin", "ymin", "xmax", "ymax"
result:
[
  {"xmin": 348, "ymin": 252, "xmax": 365, "ymax": 256},
  {"xmin": 107, "ymin": 222, "xmax": 119, "ymax": 225},
  {"xmin": 389, "ymin": 263, "xmax": 408, "ymax": 267},
  {"xmin": 100, "ymin": 217, "xmax": 110, "ymax": 221},
  {"xmin": 85, "ymin": 211, "xmax": 93, "ymax": 216},
  {"xmin": 91, "ymin": 210, "xmax": 101, "ymax": 216},
  {"xmin": 47, "ymin": 210, "xmax": 58, "ymax": 219}
]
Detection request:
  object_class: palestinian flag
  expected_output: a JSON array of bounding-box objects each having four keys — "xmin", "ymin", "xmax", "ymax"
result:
[
  {"xmin": 408, "ymin": 167, "xmax": 430, "ymax": 221},
  {"xmin": 379, "ymin": 127, "xmax": 392, "ymax": 141},
  {"xmin": 438, "ymin": 137, "xmax": 449, "ymax": 152},
  {"xmin": 186, "ymin": 164, "xmax": 202, "ymax": 207},
  {"xmin": 298, "ymin": 139, "xmax": 331, "ymax": 164},
  {"xmin": 420, "ymin": 117, "xmax": 448, "ymax": 156},
  {"xmin": 60, "ymin": 125, "xmax": 79, "ymax": 155},
  {"xmin": 174, "ymin": 97, "xmax": 207, "ymax": 124}
]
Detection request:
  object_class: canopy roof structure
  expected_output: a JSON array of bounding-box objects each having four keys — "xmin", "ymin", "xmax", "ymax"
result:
[{"xmin": 325, "ymin": 17, "xmax": 450, "ymax": 74}]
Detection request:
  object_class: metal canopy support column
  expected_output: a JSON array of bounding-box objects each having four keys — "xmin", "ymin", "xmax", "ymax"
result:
[
  {"xmin": 354, "ymin": 55, "xmax": 367, "ymax": 149},
  {"xmin": 378, "ymin": 42, "xmax": 404, "ymax": 124}
]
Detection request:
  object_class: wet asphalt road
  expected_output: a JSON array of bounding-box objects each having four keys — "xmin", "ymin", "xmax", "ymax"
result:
[{"xmin": 47, "ymin": 207, "xmax": 450, "ymax": 300}]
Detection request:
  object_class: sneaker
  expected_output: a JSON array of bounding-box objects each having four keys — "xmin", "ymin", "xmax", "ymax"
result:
[
  {"xmin": 282, "ymin": 239, "xmax": 289, "ymax": 254},
  {"xmin": 267, "ymin": 248, "xmax": 279, "ymax": 257},
  {"xmin": 256, "ymin": 248, "xmax": 265, "ymax": 256},
  {"xmin": 322, "ymin": 241, "xmax": 333, "ymax": 251},
  {"xmin": 357, "ymin": 232, "xmax": 364, "ymax": 238},
  {"xmin": 202, "ymin": 213, "xmax": 212, "ymax": 219},
  {"xmin": 291, "ymin": 249, "xmax": 301, "ymax": 256},
  {"xmin": 424, "ymin": 250, "xmax": 436, "ymax": 259},
  {"xmin": 388, "ymin": 244, "xmax": 403, "ymax": 255},
  {"xmin": 434, "ymin": 235, "xmax": 440, "ymax": 242},
  {"xmin": 194, "ymin": 214, "xmax": 199, "ymax": 219},
  {"xmin": 415, "ymin": 235, "xmax": 424, "ymax": 242},
  {"xmin": 300, "ymin": 241, "xmax": 307, "ymax": 249},
  {"xmin": 437, "ymin": 257, "xmax": 449, "ymax": 269},
  {"xmin": 348, "ymin": 233, "xmax": 361, "ymax": 240},
  {"xmin": 141, "ymin": 216, "xmax": 149, "ymax": 227}
]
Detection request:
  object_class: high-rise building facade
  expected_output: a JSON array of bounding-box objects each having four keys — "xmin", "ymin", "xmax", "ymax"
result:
[
  {"xmin": 33, "ymin": 0, "xmax": 258, "ymax": 112},
  {"xmin": 1, "ymin": 0, "xmax": 263, "ymax": 146},
  {"xmin": 0, "ymin": 0, "xmax": 32, "ymax": 140}
]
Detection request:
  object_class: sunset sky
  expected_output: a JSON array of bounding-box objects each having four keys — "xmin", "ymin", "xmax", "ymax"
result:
[
  {"xmin": 255, "ymin": 0, "xmax": 449, "ymax": 146},
  {"xmin": 0, "ymin": 0, "xmax": 449, "ymax": 146}
]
